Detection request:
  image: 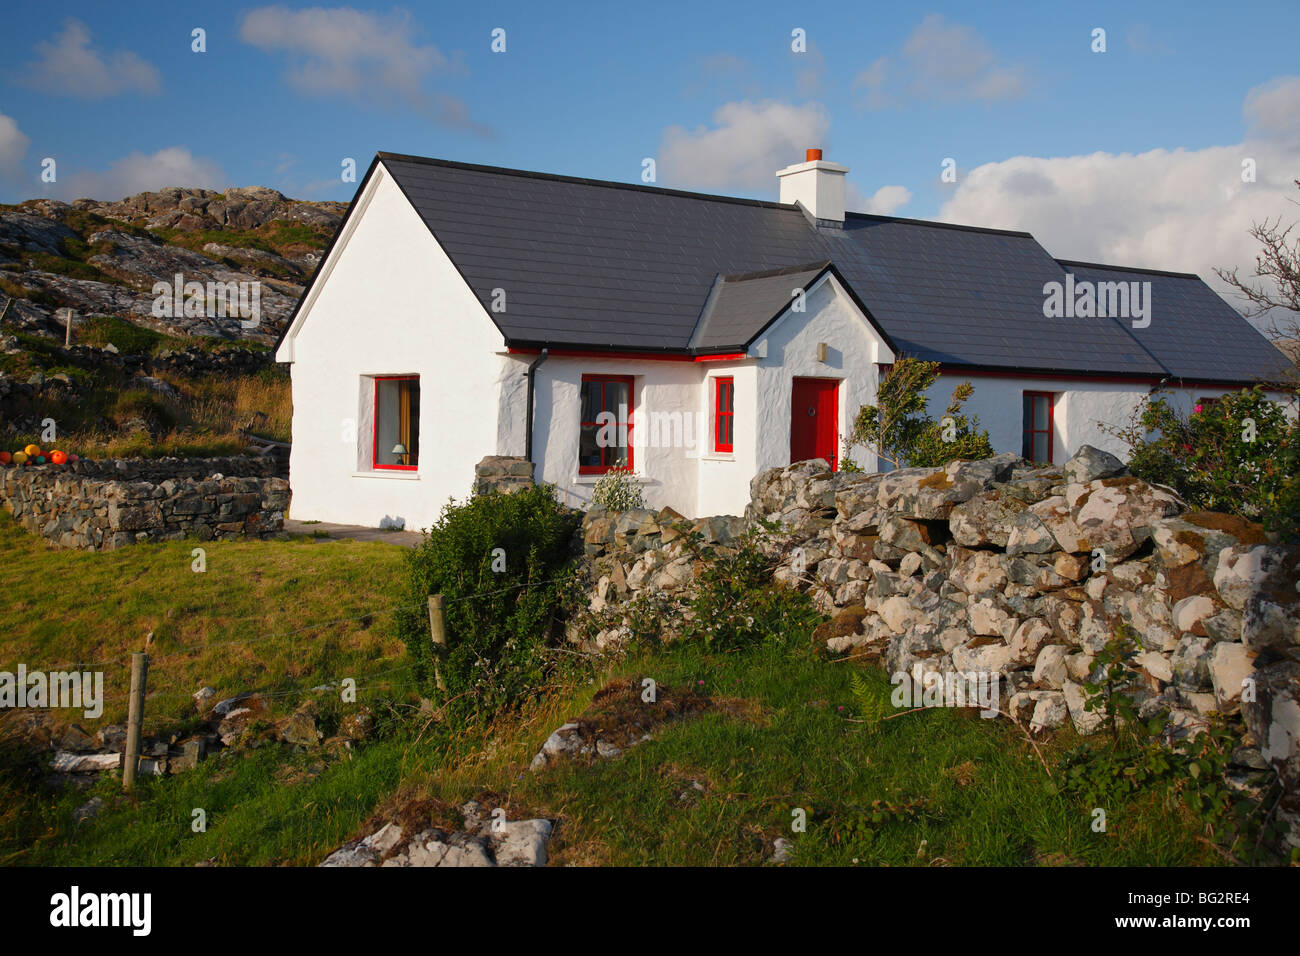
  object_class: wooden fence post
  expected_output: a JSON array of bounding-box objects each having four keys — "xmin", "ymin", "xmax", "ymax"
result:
[
  {"xmin": 427, "ymin": 594, "xmax": 447, "ymax": 691},
  {"xmin": 122, "ymin": 652, "xmax": 148, "ymax": 791}
]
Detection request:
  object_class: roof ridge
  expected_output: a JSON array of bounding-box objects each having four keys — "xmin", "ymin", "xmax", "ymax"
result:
[
  {"xmin": 376, "ymin": 151, "xmax": 798, "ymax": 211},
  {"xmin": 721, "ymin": 260, "xmax": 832, "ymax": 282},
  {"xmin": 843, "ymin": 210, "xmax": 1035, "ymax": 239},
  {"xmin": 1055, "ymin": 258, "xmax": 1202, "ymax": 280}
]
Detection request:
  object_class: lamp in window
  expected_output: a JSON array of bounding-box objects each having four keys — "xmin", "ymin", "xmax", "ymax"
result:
[{"xmin": 391, "ymin": 442, "xmax": 409, "ymax": 466}]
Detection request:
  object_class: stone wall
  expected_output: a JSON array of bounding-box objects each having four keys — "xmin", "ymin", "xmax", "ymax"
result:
[
  {"xmin": 1, "ymin": 455, "xmax": 288, "ymax": 550},
  {"xmin": 571, "ymin": 446, "xmax": 1300, "ymax": 835},
  {"xmin": 473, "ymin": 456, "xmax": 535, "ymax": 496}
]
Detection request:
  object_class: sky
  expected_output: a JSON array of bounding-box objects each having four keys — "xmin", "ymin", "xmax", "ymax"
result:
[{"xmin": 1, "ymin": 0, "xmax": 1298, "ymax": 321}]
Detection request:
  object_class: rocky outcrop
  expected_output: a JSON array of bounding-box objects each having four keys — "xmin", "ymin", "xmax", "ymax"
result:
[
  {"xmin": 1, "ymin": 187, "xmax": 344, "ymax": 344},
  {"xmin": 0, "ymin": 455, "xmax": 288, "ymax": 549}
]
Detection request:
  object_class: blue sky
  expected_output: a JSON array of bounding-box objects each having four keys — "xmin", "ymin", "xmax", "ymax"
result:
[{"xmin": 2, "ymin": 1, "xmax": 1298, "ymax": 313}]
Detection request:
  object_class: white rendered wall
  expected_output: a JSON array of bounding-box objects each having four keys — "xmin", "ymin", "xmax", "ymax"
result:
[
  {"xmin": 926, "ymin": 373, "xmax": 1293, "ymax": 465},
  {"xmin": 279, "ymin": 165, "xmax": 505, "ymax": 530},
  {"xmin": 506, "ymin": 355, "xmax": 705, "ymax": 515},
  {"xmin": 696, "ymin": 361, "xmax": 758, "ymax": 517},
  {"xmin": 752, "ymin": 275, "xmax": 892, "ymax": 477}
]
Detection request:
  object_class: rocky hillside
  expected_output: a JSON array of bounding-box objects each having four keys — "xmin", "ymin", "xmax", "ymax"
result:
[{"xmin": 0, "ymin": 186, "xmax": 346, "ymax": 345}]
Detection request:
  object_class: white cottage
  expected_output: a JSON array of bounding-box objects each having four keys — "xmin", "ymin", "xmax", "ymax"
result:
[{"xmin": 274, "ymin": 149, "xmax": 1291, "ymax": 529}]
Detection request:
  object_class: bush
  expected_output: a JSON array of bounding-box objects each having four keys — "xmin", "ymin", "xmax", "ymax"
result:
[
  {"xmin": 1103, "ymin": 386, "xmax": 1299, "ymax": 540},
  {"xmin": 394, "ymin": 485, "xmax": 581, "ymax": 717},
  {"xmin": 591, "ymin": 466, "xmax": 644, "ymax": 511},
  {"xmin": 841, "ymin": 357, "xmax": 993, "ymax": 470},
  {"xmin": 679, "ymin": 532, "xmax": 821, "ymax": 651}
]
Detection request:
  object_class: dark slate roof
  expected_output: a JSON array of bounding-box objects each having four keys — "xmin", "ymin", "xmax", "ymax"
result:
[
  {"xmin": 691, "ymin": 262, "xmax": 831, "ymax": 350},
  {"xmin": 323, "ymin": 152, "xmax": 1282, "ymax": 384},
  {"xmin": 1059, "ymin": 260, "xmax": 1292, "ymax": 382}
]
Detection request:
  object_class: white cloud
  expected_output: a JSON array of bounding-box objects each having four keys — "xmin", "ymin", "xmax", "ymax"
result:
[
  {"xmin": 23, "ymin": 19, "xmax": 160, "ymax": 98},
  {"xmin": 0, "ymin": 113, "xmax": 31, "ymax": 183},
  {"xmin": 239, "ymin": 5, "xmax": 486, "ymax": 134},
  {"xmin": 936, "ymin": 77, "xmax": 1300, "ymax": 315},
  {"xmin": 57, "ymin": 147, "xmax": 227, "ymax": 201},
  {"xmin": 854, "ymin": 184, "xmax": 913, "ymax": 215},
  {"xmin": 854, "ymin": 14, "xmax": 1026, "ymax": 109},
  {"xmin": 659, "ymin": 100, "xmax": 831, "ymax": 192}
]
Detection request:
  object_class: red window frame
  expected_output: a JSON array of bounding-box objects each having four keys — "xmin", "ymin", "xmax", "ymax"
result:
[
  {"xmin": 372, "ymin": 375, "xmax": 419, "ymax": 471},
  {"xmin": 1021, "ymin": 391, "xmax": 1054, "ymax": 464},
  {"xmin": 578, "ymin": 374, "xmax": 634, "ymax": 475},
  {"xmin": 714, "ymin": 376, "xmax": 735, "ymax": 453}
]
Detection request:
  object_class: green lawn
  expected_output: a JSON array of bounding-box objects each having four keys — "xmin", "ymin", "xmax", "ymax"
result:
[{"xmin": 0, "ymin": 514, "xmax": 409, "ymax": 733}]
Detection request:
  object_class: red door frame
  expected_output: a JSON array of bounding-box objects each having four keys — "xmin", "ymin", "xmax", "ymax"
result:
[
  {"xmin": 714, "ymin": 376, "xmax": 734, "ymax": 453},
  {"xmin": 790, "ymin": 377, "xmax": 840, "ymax": 470},
  {"xmin": 1022, "ymin": 390, "xmax": 1055, "ymax": 463}
]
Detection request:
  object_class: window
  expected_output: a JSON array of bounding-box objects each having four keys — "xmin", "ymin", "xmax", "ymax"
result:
[
  {"xmin": 373, "ymin": 376, "xmax": 419, "ymax": 470},
  {"xmin": 714, "ymin": 377, "xmax": 734, "ymax": 453},
  {"xmin": 578, "ymin": 374, "xmax": 633, "ymax": 474},
  {"xmin": 1021, "ymin": 391, "xmax": 1054, "ymax": 463}
]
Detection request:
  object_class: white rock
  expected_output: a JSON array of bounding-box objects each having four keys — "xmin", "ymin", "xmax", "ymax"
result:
[
  {"xmin": 493, "ymin": 818, "xmax": 554, "ymax": 867},
  {"xmin": 51, "ymin": 752, "xmax": 121, "ymax": 773},
  {"xmin": 1030, "ymin": 693, "xmax": 1068, "ymax": 732},
  {"xmin": 1033, "ymin": 645, "xmax": 1069, "ymax": 688},
  {"xmin": 1209, "ymin": 642, "xmax": 1254, "ymax": 710},
  {"xmin": 1135, "ymin": 651, "xmax": 1173, "ymax": 684},
  {"xmin": 1172, "ymin": 595, "xmax": 1217, "ymax": 634},
  {"xmin": 1063, "ymin": 681, "xmax": 1104, "ymax": 735}
]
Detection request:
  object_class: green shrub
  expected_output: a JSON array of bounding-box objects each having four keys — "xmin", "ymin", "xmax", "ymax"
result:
[
  {"xmin": 591, "ymin": 466, "xmax": 644, "ymax": 511},
  {"xmin": 679, "ymin": 532, "xmax": 821, "ymax": 651},
  {"xmin": 393, "ymin": 485, "xmax": 581, "ymax": 717},
  {"xmin": 841, "ymin": 357, "xmax": 993, "ymax": 470},
  {"xmin": 1103, "ymin": 386, "xmax": 1299, "ymax": 540}
]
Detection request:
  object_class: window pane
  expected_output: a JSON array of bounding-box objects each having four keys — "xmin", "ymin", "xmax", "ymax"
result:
[
  {"xmin": 606, "ymin": 381, "xmax": 629, "ymax": 417},
  {"xmin": 581, "ymin": 381, "xmax": 601, "ymax": 422},
  {"xmin": 1033, "ymin": 396, "xmax": 1049, "ymax": 430},
  {"xmin": 579, "ymin": 424, "xmax": 601, "ymax": 467},
  {"xmin": 375, "ymin": 378, "xmax": 419, "ymax": 466},
  {"xmin": 1033, "ymin": 432, "xmax": 1050, "ymax": 464}
]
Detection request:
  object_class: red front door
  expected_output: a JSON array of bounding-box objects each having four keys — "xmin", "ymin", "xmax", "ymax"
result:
[{"xmin": 790, "ymin": 377, "xmax": 839, "ymax": 470}]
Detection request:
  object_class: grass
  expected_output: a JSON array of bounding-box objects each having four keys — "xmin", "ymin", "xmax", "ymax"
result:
[
  {"xmin": 0, "ymin": 508, "xmax": 1225, "ymax": 866},
  {"xmin": 0, "ymin": 514, "xmax": 409, "ymax": 733},
  {"xmin": 2, "ymin": 637, "xmax": 1224, "ymax": 867}
]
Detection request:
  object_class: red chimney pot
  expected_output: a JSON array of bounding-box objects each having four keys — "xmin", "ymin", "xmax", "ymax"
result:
[{"xmin": 806, "ymin": 148, "xmax": 823, "ymax": 162}]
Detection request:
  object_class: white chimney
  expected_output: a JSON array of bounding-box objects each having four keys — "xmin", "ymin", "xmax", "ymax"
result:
[{"xmin": 776, "ymin": 148, "xmax": 849, "ymax": 223}]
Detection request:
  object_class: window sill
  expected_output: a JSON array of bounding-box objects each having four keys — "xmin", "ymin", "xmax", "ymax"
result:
[
  {"xmin": 352, "ymin": 470, "xmax": 421, "ymax": 480},
  {"xmin": 699, "ymin": 452, "xmax": 737, "ymax": 462},
  {"xmin": 571, "ymin": 474, "xmax": 658, "ymax": 486}
]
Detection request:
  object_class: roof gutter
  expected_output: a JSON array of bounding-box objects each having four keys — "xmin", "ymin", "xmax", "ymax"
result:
[{"xmin": 524, "ymin": 348, "xmax": 549, "ymax": 463}]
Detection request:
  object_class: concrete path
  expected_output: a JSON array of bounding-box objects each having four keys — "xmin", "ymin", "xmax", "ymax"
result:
[{"xmin": 284, "ymin": 519, "xmax": 424, "ymax": 548}]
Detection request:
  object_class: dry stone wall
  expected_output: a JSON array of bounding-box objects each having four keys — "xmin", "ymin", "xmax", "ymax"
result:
[
  {"xmin": 572, "ymin": 446, "xmax": 1300, "ymax": 830},
  {"xmin": 1, "ymin": 455, "xmax": 288, "ymax": 550}
]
